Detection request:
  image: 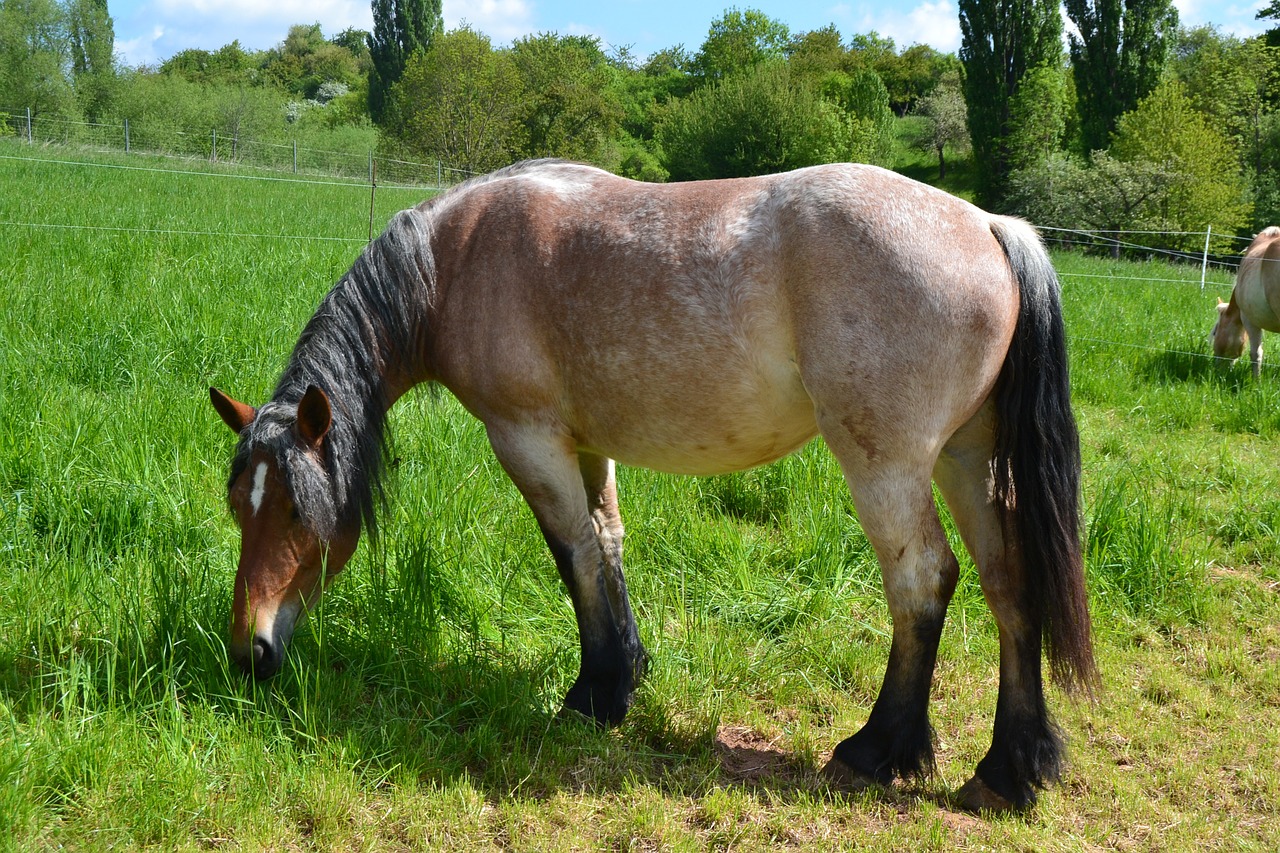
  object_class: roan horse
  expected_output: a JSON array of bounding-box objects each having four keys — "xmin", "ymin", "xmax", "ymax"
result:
[
  {"xmin": 1212, "ymin": 225, "xmax": 1280, "ymax": 377},
  {"xmin": 210, "ymin": 159, "xmax": 1096, "ymax": 813}
]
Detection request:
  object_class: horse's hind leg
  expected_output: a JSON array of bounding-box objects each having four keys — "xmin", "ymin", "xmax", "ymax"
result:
[
  {"xmin": 932, "ymin": 406, "xmax": 1064, "ymax": 811},
  {"xmin": 819, "ymin": 432, "xmax": 960, "ymax": 789},
  {"xmin": 484, "ymin": 423, "xmax": 646, "ymax": 725},
  {"xmin": 577, "ymin": 450, "xmax": 648, "ymax": 711}
]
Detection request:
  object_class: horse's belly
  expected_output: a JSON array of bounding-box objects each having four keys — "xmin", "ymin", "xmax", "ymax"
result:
[{"xmin": 575, "ymin": 383, "xmax": 819, "ymax": 476}]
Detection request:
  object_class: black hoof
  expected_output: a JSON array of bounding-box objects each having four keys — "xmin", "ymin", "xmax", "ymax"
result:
[
  {"xmin": 562, "ymin": 673, "xmax": 633, "ymax": 727},
  {"xmin": 820, "ymin": 755, "xmax": 888, "ymax": 793},
  {"xmin": 954, "ymin": 774, "xmax": 1026, "ymax": 814}
]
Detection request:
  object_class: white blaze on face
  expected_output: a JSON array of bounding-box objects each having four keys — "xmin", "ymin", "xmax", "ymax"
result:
[{"xmin": 250, "ymin": 462, "xmax": 268, "ymax": 515}]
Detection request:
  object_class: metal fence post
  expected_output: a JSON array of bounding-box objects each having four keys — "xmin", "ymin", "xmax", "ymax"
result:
[
  {"xmin": 211, "ymin": 129, "xmax": 217, "ymax": 161},
  {"xmin": 1200, "ymin": 225, "xmax": 1212, "ymax": 291},
  {"xmin": 293, "ymin": 140, "xmax": 297, "ymax": 174},
  {"xmin": 26, "ymin": 107, "xmax": 32, "ymax": 143},
  {"xmin": 124, "ymin": 118, "xmax": 130, "ymax": 153}
]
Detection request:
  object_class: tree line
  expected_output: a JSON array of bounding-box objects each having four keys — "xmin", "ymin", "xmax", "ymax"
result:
[{"xmin": 3, "ymin": 0, "xmax": 1279, "ymax": 249}]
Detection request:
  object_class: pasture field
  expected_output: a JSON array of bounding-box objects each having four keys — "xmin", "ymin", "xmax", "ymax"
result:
[{"xmin": 1, "ymin": 141, "xmax": 1278, "ymax": 850}]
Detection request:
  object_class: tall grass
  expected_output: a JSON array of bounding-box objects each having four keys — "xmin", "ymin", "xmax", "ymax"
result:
[{"xmin": 2, "ymin": 141, "xmax": 1278, "ymax": 849}]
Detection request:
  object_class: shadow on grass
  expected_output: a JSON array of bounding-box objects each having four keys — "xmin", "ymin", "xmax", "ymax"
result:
[
  {"xmin": 0, "ymin": 570, "xmax": 973, "ymax": 827},
  {"xmin": 1137, "ymin": 345, "xmax": 1248, "ymax": 389}
]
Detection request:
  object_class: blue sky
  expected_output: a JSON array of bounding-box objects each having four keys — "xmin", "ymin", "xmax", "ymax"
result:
[{"xmin": 109, "ymin": 0, "xmax": 1275, "ymax": 69}]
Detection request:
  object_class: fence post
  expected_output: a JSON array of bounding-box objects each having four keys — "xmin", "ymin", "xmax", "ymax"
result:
[
  {"xmin": 26, "ymin": 107, "xmax": 32, "ymax": 143},
  {"xmin": 1200, "ymin": 225, "xmax": 1212, "ymax": 291},
  {"xmin": 124, "ymin": 118, "xmax": 130, "ymax": 153},
  {"xmin": 368, "ymin": 149, "xmax": 373, "ymax": 184},
  {"xmin": 211, "ymin": 129, "xmax": 217, "ymax": 162},
  {"xmin": 293, "ymin": 140, "xmax": 297, "ymax": 174}
]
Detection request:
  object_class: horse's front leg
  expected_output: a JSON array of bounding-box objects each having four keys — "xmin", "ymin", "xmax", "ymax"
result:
[
  {"xmin": 1247, "ymin": 327, "xmax": 1264, "ymax": 378},
  {"xmin": 485, "ymin": 424, "xmax": 646, "ymax": 726}
]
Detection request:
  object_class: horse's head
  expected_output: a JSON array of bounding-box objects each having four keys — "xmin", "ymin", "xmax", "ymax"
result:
[
  {"xmin": 210, "ymin": 385, "xmax": 361, "ymax": 679},
  {"xmin": 1211, "ymin": 297, "xmax": 1245, "ymax": 362}
]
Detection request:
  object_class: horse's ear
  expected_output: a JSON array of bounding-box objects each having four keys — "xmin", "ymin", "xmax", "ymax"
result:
[
  {"xmin": 296, "ymin": 385, "xmax": 332, "ymax": 449},
  {"xmin": 210, "ymin": 387, "xmax": 256, "ymax": 434},
  {"xmin": 1217, "ymin": 297, "xmax": 1226, "ymax": 306}
]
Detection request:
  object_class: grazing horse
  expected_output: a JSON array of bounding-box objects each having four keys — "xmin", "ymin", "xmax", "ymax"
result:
[
  {"xmin": 210, "ymin": 159, "xmax": 1096, "ymax": 813},
  {"xmin": 1212, "ymin": 226, "xmax": 1280, "ymax": 377}
]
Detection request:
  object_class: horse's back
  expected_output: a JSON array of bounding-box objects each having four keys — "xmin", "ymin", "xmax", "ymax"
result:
[
  {"xmin": 422, "ymin": 161, "xmax": 1021, "ymax": 473},
  {"xmin": 1237, "ymin": 228, "xmax": 1280, "ymax": 331}
]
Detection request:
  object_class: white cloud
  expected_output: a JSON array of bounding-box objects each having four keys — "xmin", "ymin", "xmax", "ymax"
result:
[
  {"xmin": 826, "ymin": 0, "xmax": 961, "ymax": 52},
  {"xmin": 446, "ymin": 0, "xmax": 535, "ymax": 44}
]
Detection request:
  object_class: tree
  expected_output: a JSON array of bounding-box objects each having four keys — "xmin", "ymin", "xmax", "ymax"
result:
[
  {"xmin": 820, "ymin": 68, "xmax": 895, "ymax": 166},
  {"xmin": 66, "ymin": 0, "xmax": 114, "ymax": 120},
  {"xmin": 786, "ymin": 25, "xmax": 848, "ymax": 83},
  {"xmin": 1065, "ymin": 0, "xmax": 1179, "ymax": 155},
  {"xmin": 959, "ymin": 0, "xmax": 1064, "ymax": 206},
  {"xmin": 691, "ymin": 8, "xmax": 789, "ymax": 84},
  {"xmin": 508, "ymin": 34, "xmax": 623, "ymax": 163},
  {"xmin": 1260, "ymin": 0, "xmax": 1280, "ymax": 48},
  {"xmin": 1007, "ymin": 62, "xmax": 1071, "ymax": 171},
  {"xmin": 657, "ymin": 61, "xmax": 863, "ymax": 180},
  {"xmin": 913, "ymin": 69, "xmax": 970, "ymax": 180},
  {"xmin": 1110, "ymin": 80, "xmax": 1251, "ymax": 252},
  {"xmin": 1007, "ymin": 151, "xmax": 1176, "ymax": 256},
  {"xmin": 367, "ymin": 0, "xmax": 442, "ymax": 124},
  {"xmin": 1169, "ymin": 27, "xmax": 1280, "ymax": 180},
  {"xmin": 388, "ymin": 27, "xmax": 524, "ymax": 174},
  {"xmin": 0, "ymin": 0, "xmax": 80, "ymax": 121}
]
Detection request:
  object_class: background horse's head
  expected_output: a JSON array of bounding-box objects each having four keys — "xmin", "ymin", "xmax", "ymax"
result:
[
  {"xmin": 210, "ymin": 386, "xmax": 362, "ymax": 678},
  {"xmin": 1211, "ymin": 297, "xmax": 1245, "ymax": 361}
]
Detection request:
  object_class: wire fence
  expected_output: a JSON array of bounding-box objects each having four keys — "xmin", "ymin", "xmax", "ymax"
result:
[
  {"xmin": 2, "ymin": 144, "xmax": 1274, "ymax": 372},
  {"xmin": 0, "ymin": 106, "xmax": 477, "ymax": 190}
]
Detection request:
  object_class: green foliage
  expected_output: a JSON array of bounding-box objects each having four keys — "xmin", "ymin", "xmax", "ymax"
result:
[
  {"xmin": 819, "ymin": 68, "xmax": 895, "ymax": 166},
  {"xmin": 657, "ymin": 61, "xmax": 861, "ymax": 180},
  {"xmin": 368, "ymin": 0, "xmax": 443, "ymax": 125},
  {"xmin": 387, "ymin": 28, "xmax": 524, "ymax": 174},
  {"xmin": 1008, "ymin": 150, "xmax": 1176, "ymax": 242},
  {"xmin": 785, "ymin": 24, "xmax": 846, "ymax": 83},
  {"xmin": 160, "ymin": 42, "xmax": 258, "ymax": 85},
  {"xmin": 1110, "ymin": 80, "xmax": 1252, "ymax": 250},
  {"xmin": 1006, "ymin": 62, "xmax": 1070, "ymax": 171},
  {"xmin": 1261, "ymin": 0, "xmax": 1280, "ymax": 47},
  {"xmin": 508, "ymin": 34, "xmax": 622, "ymax": 164},
  {"xmin": 1253, "ymin": 111, "xmax": 1280, "ymax": 229},
  {"xmin": 1169, "ymin": 27, "xmax": 1280, "ymax": 188},
  {"xmin": 265, "ymin": 23, "xmax": 365, "ymax": 98},
  {"xmin": 691, "ymin": 7, "xmax": 790, "ymax": 84},
  {"xmin": 0, "ymin": 0, "xmax": 81, "ymax": 121},
  {"xmin": 1066, "ymin": 0, "xmax": 1179, "ymax": 154},
  {"xmin": 958, "ymin": 0, "xmax": 1064, "ymax": 206}
]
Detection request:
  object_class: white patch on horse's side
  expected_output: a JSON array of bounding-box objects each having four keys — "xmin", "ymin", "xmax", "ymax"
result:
[{"xmin": 250, "ymin": 462, "xmax": 268, "ymax": 515}]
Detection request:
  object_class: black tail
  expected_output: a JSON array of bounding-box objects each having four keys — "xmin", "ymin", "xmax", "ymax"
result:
[{"xmin": 989, "ymin": 218, "xmax": 1098, "ymax": 693}]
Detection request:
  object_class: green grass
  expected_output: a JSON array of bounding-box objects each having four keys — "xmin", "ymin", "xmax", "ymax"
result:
[{"xmin": 2, "ymin": 138, "xmax": 1279, "ymax": 850}]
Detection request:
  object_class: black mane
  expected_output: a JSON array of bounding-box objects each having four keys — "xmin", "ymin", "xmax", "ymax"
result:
[{"xmin": 228, "ymin": 207, "xmax": 436, "ymax": 540}]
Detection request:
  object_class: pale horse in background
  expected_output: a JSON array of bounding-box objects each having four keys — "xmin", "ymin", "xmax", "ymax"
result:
[{"xmin": 1212, "ymin": 226, "xmax": 1280, "ymax": 377}]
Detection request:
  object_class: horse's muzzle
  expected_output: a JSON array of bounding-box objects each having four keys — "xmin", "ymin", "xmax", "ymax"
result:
[{"xmin": 232, "ymin": 635, "xmax": 283, "ymax": 680}]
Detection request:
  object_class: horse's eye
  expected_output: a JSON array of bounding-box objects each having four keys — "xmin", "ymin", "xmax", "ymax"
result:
[{"xmin": 290, "ymin": 506, "xmax": 302, "ymax": 523}]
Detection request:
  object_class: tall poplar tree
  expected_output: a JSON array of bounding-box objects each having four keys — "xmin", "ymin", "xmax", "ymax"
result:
[
  {"xmin": 1065, "ymin": 0, "xmax": 1178, "ymax": 154},
  {"xmin": 367, "ymin": 0, "xmax": 442, "ymax": 125},
  {"xmin": 958, "ymin": 0, "xmax": 1063, "ymax": 206}
]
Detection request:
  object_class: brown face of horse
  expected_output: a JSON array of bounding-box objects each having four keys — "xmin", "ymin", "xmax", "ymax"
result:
[
  {"xmin": 1211, "ymin": 297, "xmax": 1246, "ymax": 361},
  {"xmin": 210, "ymin": 386, "xmax": 360, "ymax": 679}
]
